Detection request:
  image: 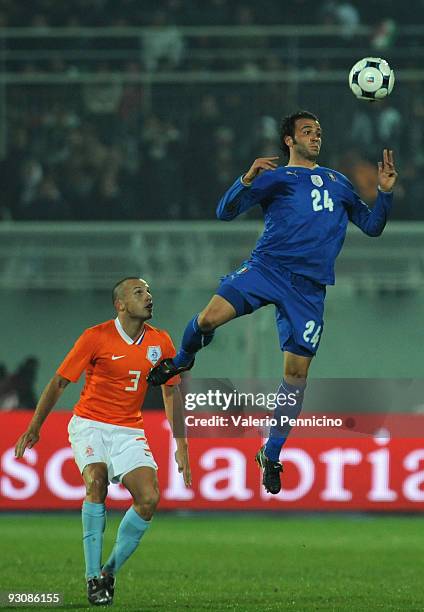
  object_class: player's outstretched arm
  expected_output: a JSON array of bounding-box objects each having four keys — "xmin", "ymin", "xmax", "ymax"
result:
[
  {"xmin": 348, "ymin": 149, "xmax": 398, "ymax": 236},
  {"xmin": 161, "ymin": 384, "xmax": 192, "ymax": 487},
  {"xmin": 14, "ymin": 374, "xmax": 70, "ymax": 458},
  {"xmin": 377, "ymin": 149, "xmax": 398, "ymax": 192},
  {"xmin": 216, "ymin": 156, "xmax": 279, "ymax": 221},
  {"xmin": 241, "ymin": 156, "xmax": 279, "ymax": 186}
]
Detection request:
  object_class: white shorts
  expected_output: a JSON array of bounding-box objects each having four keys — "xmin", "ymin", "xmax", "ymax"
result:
[{"xmin": 68, "ymin": 415, "xmax": 158, "ymax": 484}]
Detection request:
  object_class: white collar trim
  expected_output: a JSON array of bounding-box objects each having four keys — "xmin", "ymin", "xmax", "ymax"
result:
[
  {"xmin": 135, "ymin": 328, "xmax": 146, "ymax": 345},
  {"xmin": 114, "ymin": 317, "xmax": 135, "ymax": 345},
  {"xmin": 114, "ymin": 317, "xmax": 146, "ymax": 345}
]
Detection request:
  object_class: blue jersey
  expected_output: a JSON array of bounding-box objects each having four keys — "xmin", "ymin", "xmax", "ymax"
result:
[{"xmin": 216, "ymin": 166, "xmax": 393, "ymax": 285}]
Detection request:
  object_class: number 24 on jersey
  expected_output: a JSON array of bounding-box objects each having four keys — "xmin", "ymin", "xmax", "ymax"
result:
[{"xmin": 311, "ymin": 189, "xmax": 334, "ymax": 212}]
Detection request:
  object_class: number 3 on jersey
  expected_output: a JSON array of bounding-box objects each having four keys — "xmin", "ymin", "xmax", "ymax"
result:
[
  {"xmin": 125, "ymin": 370, "xmax": 141, "ymax": 391},
  {"xmin": 303, "ymin": 320, "xmax": 322, "ymax": 349},
  {"xmin": 311, "ymin": 189, "xmax": 334, "ymax": 212}
]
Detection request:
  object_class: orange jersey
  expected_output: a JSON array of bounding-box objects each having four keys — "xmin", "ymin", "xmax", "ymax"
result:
[{"xmin": 57, "ymin": 318, "xmax": 180, "ymax": 428}]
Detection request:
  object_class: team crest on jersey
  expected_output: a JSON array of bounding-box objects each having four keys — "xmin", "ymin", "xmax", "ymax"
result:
[
  {"xmin": 147, "ymin": 346, "xmax": 162, "ymax": 365},
  {"xmin": 311, "ymin": 175, "xmax": 323, "ymax": 187}
]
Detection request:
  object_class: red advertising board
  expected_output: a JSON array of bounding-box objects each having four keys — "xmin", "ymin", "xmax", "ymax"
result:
[{"xmin": 1, "ymin": 411, "xmax": 424, "ymax": 511}]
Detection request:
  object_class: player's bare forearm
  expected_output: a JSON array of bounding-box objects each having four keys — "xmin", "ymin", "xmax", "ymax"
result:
[
  {"xmin": 161, "ymin": 384, "xmax": 187, "ymax": 444},
  {"xmin": 162, "ymin": 384, "xmax": 191, "ymax": 486},
  {"xmin": 31, "ymin": 374, "xmax": 70, "ymax": 429},
  {"xmin": 14, "ymin": 374, "xmax": 70, "ymax": 458}
]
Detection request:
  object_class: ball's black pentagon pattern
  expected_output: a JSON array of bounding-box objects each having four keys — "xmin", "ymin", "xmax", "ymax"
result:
[{"xmin": 349, "ymin": 57, "xmax": 394, "ymax": 101}]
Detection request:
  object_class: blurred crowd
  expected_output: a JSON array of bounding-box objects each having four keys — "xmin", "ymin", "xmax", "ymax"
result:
[
  {"xmin": 0, "ymin": 0, "xmax": 422, "ymax": 221},
  {"xmin": 0, "ymin": 357, "xmax": 39, "ymax": 410},
  {"xmin": 0, "ymin": 0, "xmax": 420, "ymax": 27},
  {"xmin": 1, "ymin": 85, "xmax": 418, "ymax": 221}
]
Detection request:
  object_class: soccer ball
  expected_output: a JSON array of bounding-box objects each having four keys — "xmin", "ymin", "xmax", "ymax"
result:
[{"xmin": 349, "ymin": 57, "xmax": 395, "ymax": 101}]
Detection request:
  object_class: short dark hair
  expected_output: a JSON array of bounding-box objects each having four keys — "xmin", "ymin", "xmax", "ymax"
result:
[
  {"xmin": 279, "ymin": 110, "xmax": 320, "ymax": 159},
  {"xmin": 112, "ymin": 277, "xmax": 140, "ymax": 305}
]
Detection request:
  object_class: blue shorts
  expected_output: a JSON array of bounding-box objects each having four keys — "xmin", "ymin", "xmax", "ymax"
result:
[{"xmin": 216, "ymin": 259, "xmax": 326, "ymax": 357}]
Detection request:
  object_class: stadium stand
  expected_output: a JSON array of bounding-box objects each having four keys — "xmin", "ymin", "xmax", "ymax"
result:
[{"xmin": 0, "ymin": 1, "xmax": 422, "ymax": 220}]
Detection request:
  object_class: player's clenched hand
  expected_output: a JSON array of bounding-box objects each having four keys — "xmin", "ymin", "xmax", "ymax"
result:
[
  {"xmin": 378, "ymin": 149, "xmax": 398, "ymax": 192},
  {"xmin": 15, "ymin": 428, "xmax": 40, "ymax": 458},
  {"xmin": 242, "ymin": 156, "xmax": 279, "ymax": 185},
  {"xmin": 175, "ymin": 445, "xmax": 192, "ymax": 487}
]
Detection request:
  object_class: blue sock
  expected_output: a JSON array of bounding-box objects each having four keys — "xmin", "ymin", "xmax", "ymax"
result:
[
  {"xmin": 103, "ymin": 506, "xmax": 150, "ymax": 575},
  {"xmin": 173, "ymin": 315, "xmax": 215, "ymax": 368},
  {"xmin": 264, "ymin": 379, "xmax": 306, "ymax": 462},
  {"xmin": 82, "ymin": 501, "xmax": 106, "ymax": 580}
]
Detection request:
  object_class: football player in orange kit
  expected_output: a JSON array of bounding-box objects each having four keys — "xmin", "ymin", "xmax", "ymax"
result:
[{"xmin": 14, "ymin": 277, "xmax": 191, "ymax": 607}]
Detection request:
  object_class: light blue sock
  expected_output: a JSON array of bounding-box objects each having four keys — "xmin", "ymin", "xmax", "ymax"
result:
[
  {"xmin": 264, "ymin": 379, "xmax": 306, "ymax": 462},
  {"xmin": 103, "ymin": 506, "xmax": 150, "ymax": 575},
  {"xmin": 82, "ymin": 501, "xmax": 106, "ymax": 580},
  {"xmin": 173, "ymin": 315, "xmax": 215, "ymax": 368}
]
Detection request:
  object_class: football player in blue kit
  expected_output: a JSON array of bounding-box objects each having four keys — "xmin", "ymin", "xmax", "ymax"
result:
[{"xmin": 148, "ymin": 110, "xmax": 398, "ymax": 494}]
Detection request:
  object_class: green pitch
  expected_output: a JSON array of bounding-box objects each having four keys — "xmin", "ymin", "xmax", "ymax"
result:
[{"xmin": 1, "ymin": 513, "xmax": 423, "ymax": 611}]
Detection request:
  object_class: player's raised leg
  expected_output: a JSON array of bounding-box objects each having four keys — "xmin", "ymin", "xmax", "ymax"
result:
[
  {"xmin": 257, "ymin": 352, "xmax": 312, "ymax": 494},
  {"xmin": 102, "ymin": 467, "xmax": 160, "ymax": 602},
  {"xmin": 81, "ymin": 462, "xmax": 111, "ymax": 606},
  {"xmin": 147, "ymin": 295, "xmax": 236, "ymax": 385}
]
